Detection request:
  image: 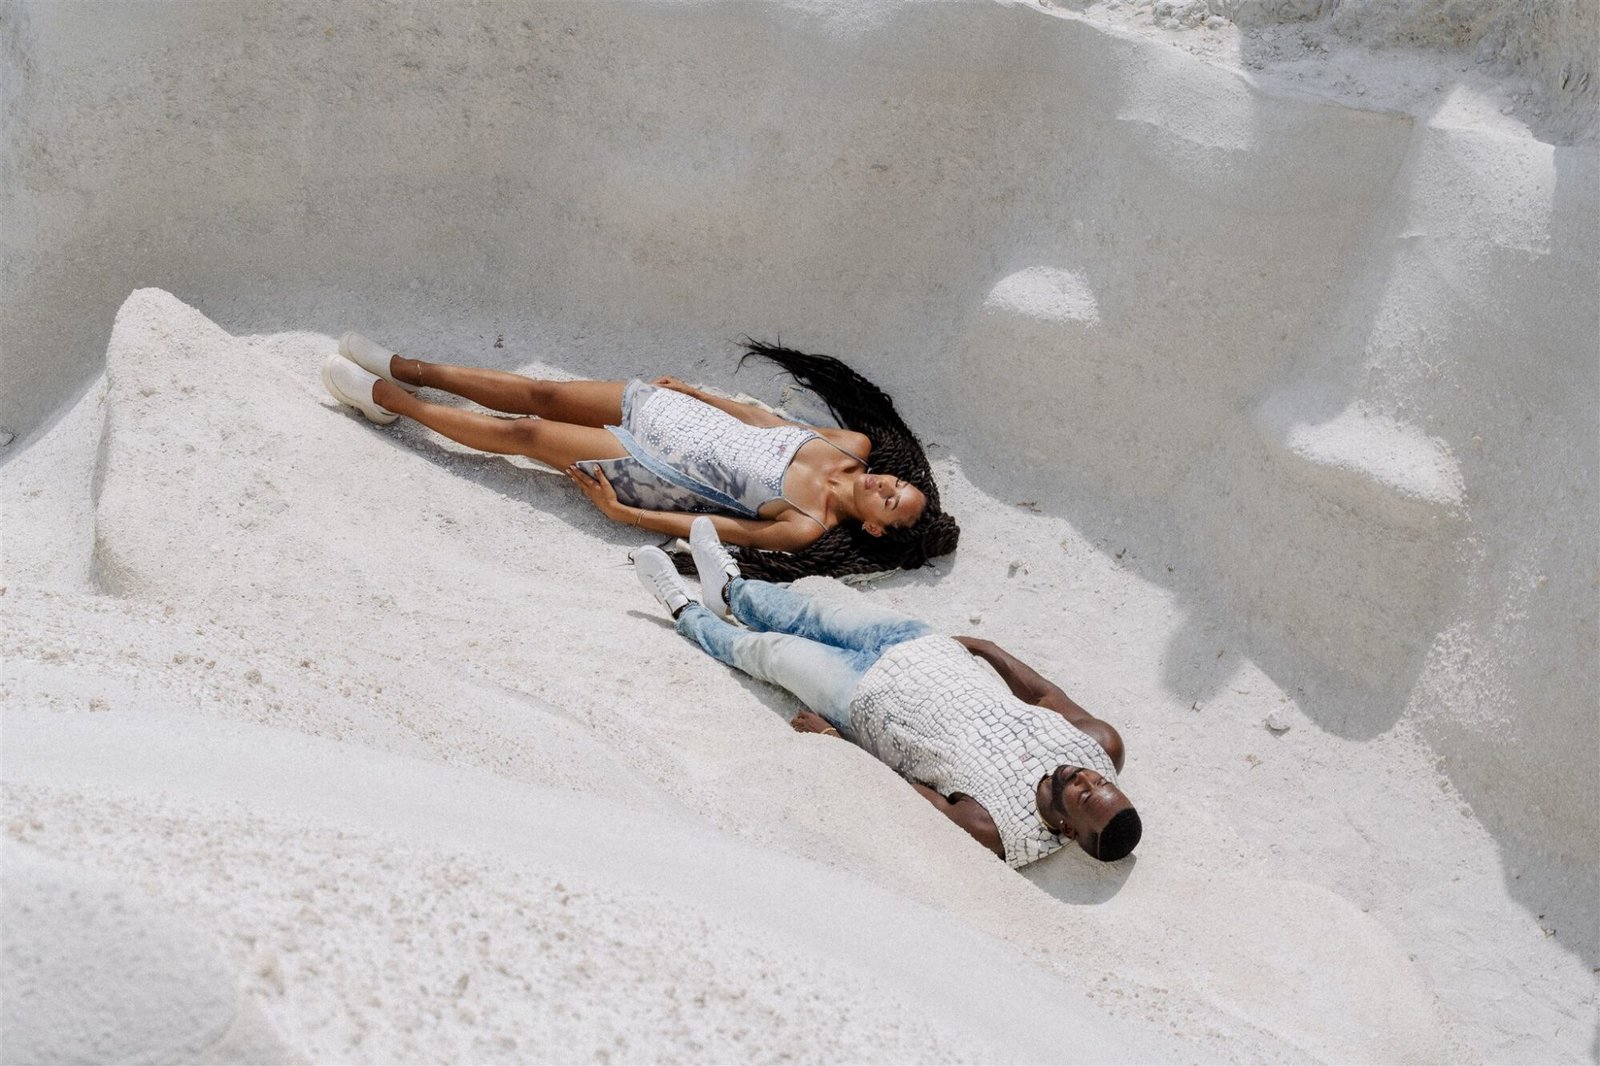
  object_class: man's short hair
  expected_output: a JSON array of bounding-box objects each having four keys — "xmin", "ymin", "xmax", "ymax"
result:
[{"xmin": 1087, "ymin": 807, "xmax": 1142, "ymax": 862}]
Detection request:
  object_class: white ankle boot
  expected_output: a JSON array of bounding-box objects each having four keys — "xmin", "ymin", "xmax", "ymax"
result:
[
  {"xmin": 339, "ymin": 332, "xmax": 418, "ymax": 393},
  {"xmin": 321, "ymin": 354, "xmax": 398, "ymax": 425}
]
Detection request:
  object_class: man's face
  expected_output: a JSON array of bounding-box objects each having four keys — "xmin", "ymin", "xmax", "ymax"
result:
[{"xmin": 1036, "ymin": 764, "xmax": 1130, "ymax": 845}]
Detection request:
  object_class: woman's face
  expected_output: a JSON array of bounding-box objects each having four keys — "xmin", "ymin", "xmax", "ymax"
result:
[{"xmin": 853, "ymin": 472, "xmax": 926, "ymax": 535}]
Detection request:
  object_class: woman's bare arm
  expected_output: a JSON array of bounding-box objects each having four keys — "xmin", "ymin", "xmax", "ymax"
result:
[
  {"xmin": 653, "ymin": 379, "xmax": 873, "ymax": 459},
  {"xmin": 651, "ymin": 377, "xmax": 790, "ymax": 428},
  {"xmin": 567, "ymin": 464, "xmax": 822, "ymax": 551},
  {"xmin": 628, "ymin": 507, "xmax": 819, "ymax": 551}
]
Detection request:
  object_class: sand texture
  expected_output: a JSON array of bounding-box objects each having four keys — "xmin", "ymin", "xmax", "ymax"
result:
[{"xmin": 3, "ymin": 1, "xmax": 1596, "ymax": 1063}]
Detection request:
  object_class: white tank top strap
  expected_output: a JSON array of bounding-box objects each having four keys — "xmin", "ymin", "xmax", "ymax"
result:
[
  {"xmin": 776, "ymin": 431, "xmax": 869, "ymax": 533},
  {"xmin": 811, "ymin": 433, "xmax": 869, "ymax": 466},
  {"xmin": 778, "ymin": 496, "xmax": 831, "ymax": 533}
]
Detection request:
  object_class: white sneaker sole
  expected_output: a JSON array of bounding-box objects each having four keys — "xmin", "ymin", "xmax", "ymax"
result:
[{"xmin": 321, "ymin": 354, "xmax": 398, "ymax": 425}]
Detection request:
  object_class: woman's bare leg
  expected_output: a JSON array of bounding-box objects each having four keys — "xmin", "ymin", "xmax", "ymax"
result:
[
  {"xmin": 373, "ymin": 380, "xmax": 629, "ymax": 468},
  {"xmin": 387, "ymin": 355, "xmax": 626, "ymax": 427}
]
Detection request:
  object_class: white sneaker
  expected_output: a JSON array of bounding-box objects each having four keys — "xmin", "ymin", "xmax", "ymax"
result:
[
  {"xmin": 634, "ymin": 545, "xmax": 697, "ymax": 617},
  {"xmin": 689, "ymin": 516, "xmax": 740, "ymax": 619},
  {"xmin": 339, "ymin": 332, "xmax": 418, "ymax": 393},
  {"xmin": 321, "ymin": 354, "xmax": 398, "ymax": 425}
]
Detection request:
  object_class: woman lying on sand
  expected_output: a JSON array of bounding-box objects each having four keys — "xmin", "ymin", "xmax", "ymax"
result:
[{"xmin": 321, "ymin": 336, "xmax": 959, "ymax": 580}]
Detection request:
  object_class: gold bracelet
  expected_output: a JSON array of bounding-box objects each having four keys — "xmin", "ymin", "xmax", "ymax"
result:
[{"xmin": 822, "ymin": 727, "xmax": 840, "ymax": 737}]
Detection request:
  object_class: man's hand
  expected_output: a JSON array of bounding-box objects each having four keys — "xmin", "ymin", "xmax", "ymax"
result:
[
  {"xmin": 952, "ymin": 635, "xmax": 1124, "ymax": 771},
  {"xmin": 790, "ymin": 710, "xmax": 841, "ymax": 737},
  {"xmin": 953, "ymin": 635, "xmax": 1050, "ymax": 703}
]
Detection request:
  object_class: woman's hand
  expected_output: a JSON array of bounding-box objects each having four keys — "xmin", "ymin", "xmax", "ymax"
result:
[
  {"xmin": 651, "ymin": 375, "xmax": 700, "ymax": 399},
  {"xmin": 566, "ymin": 464, "xmax": 631, "ymax": 523},
  {"xmin": 791, "ymin": 710, "xmax": 842, "ymax": 738}
]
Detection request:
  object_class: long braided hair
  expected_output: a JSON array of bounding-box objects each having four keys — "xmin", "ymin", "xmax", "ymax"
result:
[{"xmin": 672, "ymin": 340, "xmax": 960, "ymax": 581}]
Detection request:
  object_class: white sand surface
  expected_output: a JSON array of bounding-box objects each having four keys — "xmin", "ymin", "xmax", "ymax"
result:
[{"xmin": 3, "ymin": 2, "xmax": 1595, "ymax": 1063}]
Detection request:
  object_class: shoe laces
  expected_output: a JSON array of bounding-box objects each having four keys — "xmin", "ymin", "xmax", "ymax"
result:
[{"xmin": 644, "ymin": 565, "xmax": 688, "ymax": 601}]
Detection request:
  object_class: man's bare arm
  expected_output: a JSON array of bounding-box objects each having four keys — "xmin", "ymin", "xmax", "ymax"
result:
[
  {"xmin": 953, "ymin": 636, "xmax": 1056, "ymax": 702},
  {"xmin": 791, "ymin": 713, "xmax": 1005, "ymax": 858},
  {"xmin": 909, "ymin": 783, "xmax": 1004, "ymax": 860},
  {"xmin": 952, "ymin": 636, "xmax": 1125, "ymax": 771}
]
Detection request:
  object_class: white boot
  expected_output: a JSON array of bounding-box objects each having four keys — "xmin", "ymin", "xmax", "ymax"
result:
[
  {"xmin": 320, "ymin": 354, "xmax": 398, "ymax": 425},
  {"xmin": 339, "ymin": 332, "xmax": 418, "ymax": 393}
]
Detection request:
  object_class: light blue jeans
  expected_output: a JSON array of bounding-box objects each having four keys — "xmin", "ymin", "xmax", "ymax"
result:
[{"xmin": 676, "ymin": 579, "xmax": 933, "ymax": 732}]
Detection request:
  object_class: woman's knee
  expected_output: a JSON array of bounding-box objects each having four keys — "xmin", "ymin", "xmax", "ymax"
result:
[
  {"xmin": 521, "ymin": 378, "xmax": 559, "ymax": 414},
  {"xmin": 505, "ymin": 417, "xmax": 545, "ymax": 454}
]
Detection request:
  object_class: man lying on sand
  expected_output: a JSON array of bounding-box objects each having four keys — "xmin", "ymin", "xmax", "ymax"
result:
[{"xmin": 634, "ymin": 518, "xmax": 1142, "ymax": 868}]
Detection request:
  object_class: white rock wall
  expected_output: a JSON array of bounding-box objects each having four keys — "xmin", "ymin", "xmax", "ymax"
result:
[{"xmin": 3, "ymin": 0, "xmax": 1594, "ymax": 1012}]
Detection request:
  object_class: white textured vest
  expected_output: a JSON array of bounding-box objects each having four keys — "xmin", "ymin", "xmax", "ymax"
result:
[{"xmin": 848, "ymin": 635, "xmax": 1116, "ymax": 868}]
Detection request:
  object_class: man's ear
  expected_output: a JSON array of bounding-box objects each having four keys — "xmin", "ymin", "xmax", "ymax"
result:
[
  {"xmin": 1059, "ymin": 822, "xmax": 1079, "ymax": 841},
  {"xmin": 864, "ymin": 522, "xmax": 885, "ymax": 537}
]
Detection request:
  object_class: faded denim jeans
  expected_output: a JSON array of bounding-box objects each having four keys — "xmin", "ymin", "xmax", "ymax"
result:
[{"xmin": 675, "ymin": 578, "xmax": 932, "ymax": 732}]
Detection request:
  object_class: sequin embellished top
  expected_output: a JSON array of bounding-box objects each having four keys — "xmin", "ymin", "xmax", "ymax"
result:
[{"xmin": 600, "ymin": 381, "xmax": 865, "ymax": 527}]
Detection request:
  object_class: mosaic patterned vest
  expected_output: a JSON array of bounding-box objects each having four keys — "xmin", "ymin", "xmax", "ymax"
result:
[{"xmin": 848, "ymin": 635, "xmax": 1116, "ymax": 868}]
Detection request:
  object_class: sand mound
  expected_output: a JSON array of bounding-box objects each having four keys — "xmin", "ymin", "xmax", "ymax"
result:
[
  {"xmin": 0, "ymin": 284, "xmax": 1542, "ymax": 1063},
  {"xmin": 2, "ymin": 842, "xmax": 292, "ymax": 1065}
]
